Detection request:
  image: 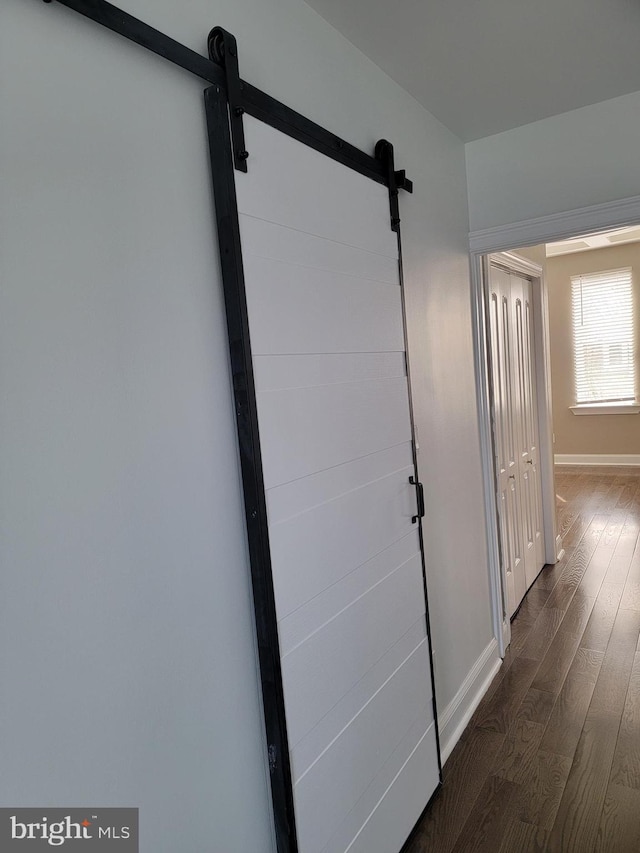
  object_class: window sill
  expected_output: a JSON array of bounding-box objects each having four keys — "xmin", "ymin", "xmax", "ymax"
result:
[{"xmin": 570, "ymin": 402, "xmax": 640, "ymax": 416}]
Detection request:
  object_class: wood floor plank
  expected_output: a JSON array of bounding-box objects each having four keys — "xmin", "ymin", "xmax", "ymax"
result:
[
  {"xmin": 529, "ymin": 589, "xmax": 597, "ymax": 695},
  {"xmin": 512, "ymin": 749, "xmax": 573, "ymax": 831},
  {"xmin": 508, "ymin": 615, "xmax": 535, "ymax": 655},
  {"xmin": 472, "ymin": 657, "xmax": 540, "ymax": 734},
  {"xmin": 615, "ymin": 481, "xmax": 640, "ymax": 510},
  {"xmin": 546, "ymin": 605, "xmax": 640, "ymax": 851},
  {"xmin": 578, "ymin": 516, "xmax": 624, "ymax": 598},
  {"xmin": 534, "ymin": 548, "xmax": 574, "ymax": 591},
  {"xmin": 559, "ymin": 507, "xmax": 586, "ymax": 535},
  {"xmin": 516, "ymin": 687, "xmax": 557, "ymax": 725},
  {"xmin": 461, "ymin": 647, "xmax": 519, "ymax": 738},
  {"xmin": 492, "ymin": 719, "xmax": 545, "ymax": 784},
  {"xmin": 579, "ymin": 581, "xmax": 624, "ymax": 652},
  {"xmin": 406, "ymin": 728, "xmax": 505, "ymax": 853},
  {"xmin": 604, "ymin": 517, "xmax": 640, "ymax": 585},
  {"xmin": 543, "ymin": 514, "xmax": 608, "ymax": 610},
  {"xmin": 530, "ymin": 628, "xmax": 589, "ymax": 696},
  {"xmin": 589, "ymin": 607, "xmax": 640, "ymax": 714},
  {"xmin": 408, "ymin": 469, "xmax": 640, "ymax": 852},
  {"xmin": 556, "ymin": 589, "xmax": 597, "ymax": 636},
  {"xmin": 538, "ymin": 676, "xmax": 596, "ymax": 759},
  {"xmin": 595, "ymin": 783, "xmax": 640, "ymax": 853},
  {"xmin": 568, "ymin": 647, "xmax": 605, "ymax": 683},
  {"xmin": 557, "ymin": 506, "xmax": 579, "ymax": 540},
  {"xmin": 516, "ymin": 586, "xmax": 552, "ymax": 621},
  {"xmin": 546, "ymin": 707, "xmax": 621, "ymax": 853},
  {"xmin": 539, "ymin": 673, "xmax": 599, "ymax": 759},
  {"xmin": 620, "ymin": 553, "xmax": 640, "ymax": 610},
  {"xmin": 497, "ymin": 820, "xmax": 549, "ymax": 853},
  {"xmin": 449, "ymin": 775, "xmax": 521, "ymax": 853},
  {"xmin": 609, "ymin": 651, "xmax": 640, "ymax": 789},
  {"xmin": 622, "ymin": 577, "xmax": 640, "ymax": 611},
  {"xmin": 516, "ymin": 608, "xmax": 566, "ymax": 662},
  {"xmin": 558, "ymin": 506, "xmax": 599, "ymax": 550}
]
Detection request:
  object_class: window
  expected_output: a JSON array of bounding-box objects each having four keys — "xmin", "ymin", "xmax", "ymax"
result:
[{"xmin": 571, "ymin": 268, "xmax": 635, "ymax": 404}]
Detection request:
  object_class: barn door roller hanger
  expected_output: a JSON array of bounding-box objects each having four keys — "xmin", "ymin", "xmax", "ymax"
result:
[{"xmin": 207, "ymin": 26, "xmax": 248, "ymax": 172}]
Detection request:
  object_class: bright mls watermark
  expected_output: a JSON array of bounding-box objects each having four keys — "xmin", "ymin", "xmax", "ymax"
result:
[{"xmin": 0, "ymin": 809, "xmax": 138, "ymax": 850}]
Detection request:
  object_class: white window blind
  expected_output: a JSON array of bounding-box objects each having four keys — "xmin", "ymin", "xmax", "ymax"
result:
[{"xmin": 571, "ymin": 268, "xmax": 635, "ymax": 403}]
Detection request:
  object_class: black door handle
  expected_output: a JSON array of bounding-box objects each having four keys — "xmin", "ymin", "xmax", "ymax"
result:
[{"xmin": 409, "ymin": 476, "xmax": 425, "ymax": 523}]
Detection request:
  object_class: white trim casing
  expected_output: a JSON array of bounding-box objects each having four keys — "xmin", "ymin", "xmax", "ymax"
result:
[
  {"xmin": 469, "ymin": 252, "xmax": 507, "ymax": 657},
  {"xmin": 555, "ymin": 454, "xmax": 640, "ymax": 467},
  {"xmin": 528, "ymin": 256, "xmax": 558, "ymax": 566},
  {"xmin": 570, "ymin": 403, "xmax": 640, "ymax": 415},
  {"xmin": 469, "ymin": 194, "xmax": 640, "ymax": 254},
  {"xmin": 438, "ymin": 638, "xmax": 502, "ymax": 764}
]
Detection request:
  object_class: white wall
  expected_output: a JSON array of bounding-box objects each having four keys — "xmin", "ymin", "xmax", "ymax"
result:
[
  {"xmin": 465, "ymin": 90, "xmax": 640, "ymax": 232},
  {"xmin": 1, "ymin": 0, "xmax": 494, "ymax": 849}
]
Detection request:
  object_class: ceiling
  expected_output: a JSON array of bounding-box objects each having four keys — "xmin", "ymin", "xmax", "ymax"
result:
[
  {"xmin": 303, "ymin": 0, "xmax": 640, "ymax": 141},
  {"xmin": 546, "ymin": 226, "xmax": 640, "ymax": 257}
]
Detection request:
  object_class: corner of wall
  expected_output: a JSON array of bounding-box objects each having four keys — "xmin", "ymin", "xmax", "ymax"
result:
[{"xmin": 437, "ymin": 637, "xmax": 502, "ymax": 763}]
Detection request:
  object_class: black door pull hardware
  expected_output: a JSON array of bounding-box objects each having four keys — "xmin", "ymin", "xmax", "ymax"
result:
[{"xmin": 409, "ymin": 476, "xmax": 425, "ymax": 523}]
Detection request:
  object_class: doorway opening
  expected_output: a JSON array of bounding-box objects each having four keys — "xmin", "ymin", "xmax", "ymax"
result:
[{"xmin": 470, "ymin": 202, "xmax": 640, "ymax": 656}]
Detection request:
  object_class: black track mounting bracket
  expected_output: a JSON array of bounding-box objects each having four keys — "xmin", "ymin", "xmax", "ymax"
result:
[
  {"xmin": 208, "ymin": 26, "xmax": 248, "ymax": 172},
  {"xmin": 375, "ymin": 139, "xmax": 413, "ymax": 232}
]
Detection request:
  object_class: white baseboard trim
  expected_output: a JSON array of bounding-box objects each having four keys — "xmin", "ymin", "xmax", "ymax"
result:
[
  {"xmin": 438, "ymin": 638, "xmax": 502, "ymax": 765},
  {"xmin": 555, "ymin": 454, "xmax": 640, "ymax": 467}
]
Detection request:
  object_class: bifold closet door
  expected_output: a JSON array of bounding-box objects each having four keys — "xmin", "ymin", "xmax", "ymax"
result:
[
  {"xmin": 230, "ymin": 114, "xmax": 439, "ymax": 853},
  {"xmin": 488, "ymin": 265, "xmax": 525, "ymax": 618},
  {"xmin": 488, "ymin": 262, "xmax": 545, "ymax": 617},
  {"xmin": 510, "ymin": 272, "xmax": 545, "ymax": 587}
]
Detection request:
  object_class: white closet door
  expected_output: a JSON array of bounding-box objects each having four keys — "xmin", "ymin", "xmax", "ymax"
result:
[
  {"xmin": 511, "ymin": 273, "xmax": 545, "ymax": 585},
  {"xmin": 488, "ymin": 265, "xmax": 526, "ymax": 616},
  {"xmin": 489, "ymin": 263, "xmax": 545, "ymax": 617},
  {"xmin": 235, "ymin": 116, "xmax": 439, "ymax": 853}
]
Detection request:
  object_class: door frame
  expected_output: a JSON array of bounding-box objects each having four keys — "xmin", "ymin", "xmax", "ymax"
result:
[{"xmin": 469, "ymin": 193, "xmax": 640, "ymax": 656}]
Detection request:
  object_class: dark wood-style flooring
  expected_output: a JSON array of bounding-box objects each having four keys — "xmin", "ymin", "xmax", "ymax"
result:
[{"xmin": 406, "ymin": 466, "xmax": 640, "ymax": 853}]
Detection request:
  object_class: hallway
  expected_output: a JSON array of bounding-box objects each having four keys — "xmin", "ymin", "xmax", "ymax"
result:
[{"xmin": 407, "ymin": 466, "xmax": 640, "ymax": 852}]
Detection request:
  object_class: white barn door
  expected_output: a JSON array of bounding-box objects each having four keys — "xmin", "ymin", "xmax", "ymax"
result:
[{"xmin": 209, "ymin": 93, "xmax": 440, "ymax": 853}]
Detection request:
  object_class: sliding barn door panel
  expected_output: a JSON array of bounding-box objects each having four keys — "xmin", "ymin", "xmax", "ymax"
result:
[
  {"xmin": 235, "ymin": 120, "xmax": 398, "ymax": 258},
  {"xmin": 254, "ymin": 352, "xmax": 407, "ymax": 393},
  {"xmin": 267, "ymin": 448, "xmax": 417, "ymax": 620},
  {"xmin": 238, "ymin": 215, "xmax": 400, "ymax": 285},
  {"xmin": 292, "ymin": 646, "xmax": 433, "ymax": 853},
  {"xmin": 329, "ymin": 723, "xmax": 439, "ymax": 853},
  {"xmin": 228, "ymin": 113, "xmax": 439, "ymax": 852},
  {"xmin": 280, "ymin": 546, "xmax": 426, "ymax": 746},
  {"xmin": 256, "ymin": 378, "xmax": 412, "ymax": 489},
  {"xmin": 242, "ymin": 251, "xmax": 405, "ymax": 355}
]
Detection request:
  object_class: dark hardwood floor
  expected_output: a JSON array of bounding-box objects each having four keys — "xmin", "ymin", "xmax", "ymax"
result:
[{"xmin": 406, "ymin": 466, "xmax": 640, "ymax": 853}]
